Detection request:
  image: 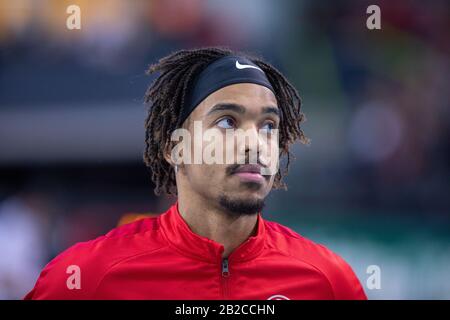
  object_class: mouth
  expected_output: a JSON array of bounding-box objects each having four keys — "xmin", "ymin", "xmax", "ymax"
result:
[{"xmin": 231, "ymin": 164, "xmax": 265, "ymax": 183}]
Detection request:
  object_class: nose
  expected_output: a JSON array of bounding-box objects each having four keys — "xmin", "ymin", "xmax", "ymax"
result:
[{"xmin": 236, "ymin": 125, "xmax": 263, "ymax": 165}]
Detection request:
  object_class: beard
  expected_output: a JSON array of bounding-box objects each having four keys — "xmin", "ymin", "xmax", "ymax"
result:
[{"xmin": 218, "ymin": 194, "xmax": 265, "ymax": 216}]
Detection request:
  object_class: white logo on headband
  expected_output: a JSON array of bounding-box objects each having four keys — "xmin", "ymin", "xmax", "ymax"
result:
[{"xmin": 235, "ymin": 61, "xmax": 263, "ymax": 73}]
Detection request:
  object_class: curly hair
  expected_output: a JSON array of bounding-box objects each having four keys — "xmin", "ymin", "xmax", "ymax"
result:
[{"xmin": 144, "ymin": 47, "xmax": 309, "ymax": 195}]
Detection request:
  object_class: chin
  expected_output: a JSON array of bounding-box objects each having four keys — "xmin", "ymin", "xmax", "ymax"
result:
[{"xmin": 218, "ymin": 193, "xmax": 266, "ymax": 216}]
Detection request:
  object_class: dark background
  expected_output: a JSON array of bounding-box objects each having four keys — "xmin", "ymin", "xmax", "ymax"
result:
[{"xmin": 0, "ymin": 0, "xmax": 449, "ymax": 299}]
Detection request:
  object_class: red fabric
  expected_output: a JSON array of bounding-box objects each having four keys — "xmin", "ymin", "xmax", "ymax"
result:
[{"xmin": 25, "ymin": 202, "xmax": 367, "ymax": 300}]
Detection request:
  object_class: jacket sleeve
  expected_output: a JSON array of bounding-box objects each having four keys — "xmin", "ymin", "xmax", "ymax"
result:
[
  {"xmin": 24, "ymin": 241, "xmax": 104, "ymax": 300},
  {"xmin": 325, "ymin": 250, "xmax": 367, "ymax": 300}
]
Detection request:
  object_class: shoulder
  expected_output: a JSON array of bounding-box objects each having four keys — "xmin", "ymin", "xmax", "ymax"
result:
[
  {"xmin": 24, "ymin": 216, "xmax": 167, "ymax": 300},
  {"xmin": 264, "ymin": 220, "xmax": 367, "ymax": 300}
]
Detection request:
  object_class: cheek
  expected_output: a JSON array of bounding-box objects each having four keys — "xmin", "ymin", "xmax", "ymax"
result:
[
  {"xmin": 185, "ymin": 164, "xmax": 224, "ymax": 186},
  {"xmin": 259, "ymin": 133, "xmax": 279, "ymax": 169}
]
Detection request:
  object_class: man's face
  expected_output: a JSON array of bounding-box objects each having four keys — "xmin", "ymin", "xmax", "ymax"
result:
[{"xmin": 173, "ymin": 83, "xmax": 279, "ymax": 214}]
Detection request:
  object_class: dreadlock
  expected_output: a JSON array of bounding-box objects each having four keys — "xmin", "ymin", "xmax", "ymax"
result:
[{"xmin": 144, "ymin": 47, "xmax": 309, "ymax": 195}]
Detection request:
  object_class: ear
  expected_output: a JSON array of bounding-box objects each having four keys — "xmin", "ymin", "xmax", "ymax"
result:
[
  {"xmin": 164, "ymin": 140, "xmax": 185, "ymax": 173},
  {"xmin": 163, "ymin": 141, "xmax": 176, "ymax": 167}
]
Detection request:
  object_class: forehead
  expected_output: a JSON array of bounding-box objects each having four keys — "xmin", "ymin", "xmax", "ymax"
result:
[{"xmin": 190, "ymin": 83, "xmax": 278, "ymax": 118}]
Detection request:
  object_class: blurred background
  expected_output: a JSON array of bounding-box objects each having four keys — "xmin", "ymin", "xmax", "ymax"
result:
[{"xmin": 0, "ymin": 0, "xmax": 449, "ymax": 299}]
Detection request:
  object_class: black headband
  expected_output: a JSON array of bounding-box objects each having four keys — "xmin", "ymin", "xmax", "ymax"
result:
[{"xmin": 180, "ymin": 55, "xmax": 275, "ymax": 125}]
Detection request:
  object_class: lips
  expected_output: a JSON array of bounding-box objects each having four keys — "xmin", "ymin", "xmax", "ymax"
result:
[
  {"xmin": 232, "ymin": 164, "xmax": 262, "ymax": 175},
  {"xmin": 231, "ymin": 164, "xmax": 265, "ymax": 183}
]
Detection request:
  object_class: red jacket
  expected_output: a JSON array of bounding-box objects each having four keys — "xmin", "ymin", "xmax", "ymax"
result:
[{"xmin": 25, "ymin": 202, "xmax": 367, "ymax": 300}]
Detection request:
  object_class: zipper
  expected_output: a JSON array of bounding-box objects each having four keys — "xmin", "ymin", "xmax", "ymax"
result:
[
  {"xmin": 222, "ymin": 258, "xmax": 230, "ymax": 277},
  {"xmin": 221, "ymin": 258, "xmax": 230, "ymax": 298}
]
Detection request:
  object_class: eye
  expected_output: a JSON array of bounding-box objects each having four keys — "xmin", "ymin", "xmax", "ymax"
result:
[
  {"xmin": 261, "ymin": 122, "xmax": 275, "ymax": 133},
  {"xmin": 216, "ymin": 117, "xmax": 235, "ymax": 129}
]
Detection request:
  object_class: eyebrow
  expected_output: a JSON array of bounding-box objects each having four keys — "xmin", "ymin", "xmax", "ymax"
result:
[
  {"xmin": 206, "ymin": 103, "xmax": 279, "ymax": 117},
  {"xmin": 206, "ymin": 103, "xmax": 245, "ymax": 116},
  {"xmin": 261, "ymin": 106, "xmax": 280, "ymax": 117}
]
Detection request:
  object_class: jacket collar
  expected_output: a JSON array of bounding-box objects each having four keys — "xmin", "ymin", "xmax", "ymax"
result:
[{"xmin": 159, "ymin": 201, "xmax": 266, "ymax": 263}]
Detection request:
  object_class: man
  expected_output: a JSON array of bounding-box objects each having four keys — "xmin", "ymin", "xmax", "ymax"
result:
[{"xmin": 25, "ymin": 47, "xmax": 367, "ymax": 299}]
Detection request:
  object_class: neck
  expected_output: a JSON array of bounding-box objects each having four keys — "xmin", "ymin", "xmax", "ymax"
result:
[{"xmin": 177, "ymin": 191, "xmax": 258, "ymax": 258}]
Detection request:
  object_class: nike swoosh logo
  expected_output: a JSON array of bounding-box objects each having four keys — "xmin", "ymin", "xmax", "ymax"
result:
[{"xmin": 235, "ymin": 61, "xmax": 263, "ymax": 72}]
